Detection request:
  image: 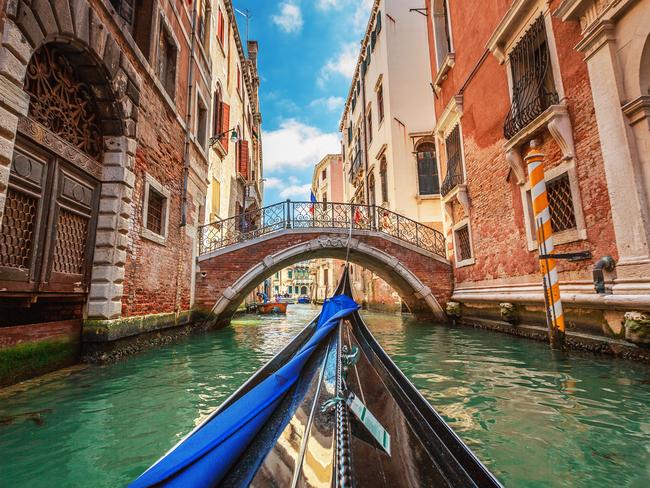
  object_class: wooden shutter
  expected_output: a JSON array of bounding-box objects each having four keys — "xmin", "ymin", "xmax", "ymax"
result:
[
  {"xmin": 220, "ymin": 103, "xmax": 230, "ymax": 151},
  {"xmin": 210, "ymin": 178, "xmax": 220, "ymax": 220},
  {"xmin": 238, "ymin": 140, "xmax": 249, "ymax": 178}
]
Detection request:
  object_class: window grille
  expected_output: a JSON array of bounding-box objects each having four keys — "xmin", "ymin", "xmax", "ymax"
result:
[
  {"xmin": 547, "ymin": 174, "xmax": 576, "ymax": 232},
  {"xmin": 455, "ymin": 225, "xmax": 472, "ymax": 261},
  {"xmin": 441, "ymin": 125, "xmax": 463, "ymax": 196},
  {"xmin": 147, "ymin": 189, "xmax": 165, "ymax": 236},
  {"xmin": 504, "ymin": 15, "xmax": 559, "ymax": 139},
  {"xmin": 109, "ymin": 0, "xmax": 135, "ymax": 25},
  {"xmin": 0, "ymin": 188, "xmax": 37, "ymax": 269},
  {"xmin": 198, "ymin": 0, "xmax": 208, "ymax": 44}
]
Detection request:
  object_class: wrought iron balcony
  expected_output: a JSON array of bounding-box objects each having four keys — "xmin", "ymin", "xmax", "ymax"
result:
[
  {"xmin": 440, "ymin": 168, "xmax": 464, "ymax": 197},
  {"xmin": 503, "ymin": 15, "xmax": 559, "ymax": 140},
  {"xmin": 349, "ymin": 150, "xmax": 363, "ymax": 182}
]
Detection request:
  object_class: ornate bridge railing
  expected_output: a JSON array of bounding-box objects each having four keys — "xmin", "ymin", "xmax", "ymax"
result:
[{"xmin": 198, "ymin": 201, "xmax": 446, "ymax": 258}]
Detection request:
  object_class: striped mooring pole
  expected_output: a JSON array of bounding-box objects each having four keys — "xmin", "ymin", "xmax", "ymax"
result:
[{"xmin": 526, "ymin": 142, "xmax": 566, "ymax": 350}]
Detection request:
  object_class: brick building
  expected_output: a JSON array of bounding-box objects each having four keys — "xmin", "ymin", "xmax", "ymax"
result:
[
  {"xmin": 0, "ymin": 0, "xmax": 262, "ymax": 384},
  {"xmin": 424, "ymin": 0, "xmax": 650, "ymax": 339}
]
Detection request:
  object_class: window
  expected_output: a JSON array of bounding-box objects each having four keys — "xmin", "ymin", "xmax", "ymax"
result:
[
  {"xmin": 288, "ymin": 286, "xmax": 293, "ymax": 294},
  {"xmin": 441, "ymin": 124, "xmax": 463, "ymax": 196},
  {"xmin": 237, "ymin": 65, "xmax": 242, "ymax": 95},
  {"xmin": 380, "ymin": 158, "xmax": 388, "ymax": 203},
  {"xmin": 196, "ymin": 95, "xmax": 208, "ymax": 149},
  {"xmin": 454, "ymin": 224, "xmax": 473, "ymax": 263},
  {"xmin": 142, "ymin": 174, "xmax": 170, "ymax": 244},
  {"xmin": 432, "ymin": 0, "xmax": 453, "ymax": 68},
  {"xmin": 217, "ymin": 8, "xmax": 225, "ymax": 47},
  {"xmin": 213, "ymin": 85, "xmax": 222, "ymax": 137},
  {"xmin": 321, "ymin": 169, "xmax": 327, "ymax": 181},
  {"xmin": 368, "ymin": 172, "xmax": 376, "ymax": 206},
  {"xmin": 210, "ymin": 178, "xmax": 220, "ymax": 221},
  {"xmin": 504, "ymin": 15, "xmax": 558, "ymax": 139},
  {"xmin": 198, "ymin": 0, "xmax": 209, "ymax": 46},
  {"xmin": 147, "ymin": 190, "xmax": 164, "ymax": 235},
  {"xmin": 547, "ymin": 174, "xmax": 576, "ymax": 232},
  {"xmin": 416, "ymin": 143, "xmax": 439, "ymax": 195},
  {"xmin": 288, "ymin": 270, "xmax": 293, "ymax": 279},
  {"xmin": 109, "ymin": 0, "xmax": 155, "ymax": 58},
  {"xmin": 157, "ymin": 21, "xmax": 177, "ymax": 98},
  {"xmin": 323, "ymin": 268, "xmax": 329, "ymax": 287},
  {"xmin": 377, "ymin": 84, "xmax": 384, "ymax": 123},
  {"xmin": 366, "ymin": 109, "xmax": 373, "ymax": 142}
]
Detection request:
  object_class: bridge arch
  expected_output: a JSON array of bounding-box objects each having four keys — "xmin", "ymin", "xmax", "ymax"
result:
[{"xmin": 195, "ymin": 230, "xmax": 453, "ymax": 326}]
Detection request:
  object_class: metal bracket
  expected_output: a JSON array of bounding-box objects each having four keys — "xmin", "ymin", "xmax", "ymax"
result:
[
  {"xmin": 538, "ymin": 250, "xmax": 592, "ymax": 262},
  {"xmin": 409, "ymin": 7, "xmax": 428, "ymax": 17}
]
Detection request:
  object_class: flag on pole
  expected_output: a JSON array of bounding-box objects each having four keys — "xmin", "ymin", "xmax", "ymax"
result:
[{"xmin": 309, "ymin": 191, "xmax": 316, "ymax": 215}]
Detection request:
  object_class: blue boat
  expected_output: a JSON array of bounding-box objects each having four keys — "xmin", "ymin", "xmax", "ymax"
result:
[
  {"xmin": 130, "ymin": 267, "xmax": 501, "ymax": 488},
  {"xmin": 297, "ymin": 295, "xmax": 311, "ymax": 304}
]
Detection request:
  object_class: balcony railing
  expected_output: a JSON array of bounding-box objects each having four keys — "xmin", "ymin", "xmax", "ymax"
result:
[
  {"xmin": 503, "ymin": 15, "xmax": 559, "ymax": 139},
  {"xmin": 349, "ymin": 150, "xmax": 363, "ymax": 182},
  {"xmin": 198, "ymin": 200, "xmax": 446, "ymax": 258}
]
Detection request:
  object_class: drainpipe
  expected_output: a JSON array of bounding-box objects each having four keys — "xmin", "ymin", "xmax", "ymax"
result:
[
  {"xmin": 593, "ymin": 256, "xmax": 615, "ymax": 294},
  {"xmin": 181, "ymin": 1, "xmax": 199, "ymax": 227}
]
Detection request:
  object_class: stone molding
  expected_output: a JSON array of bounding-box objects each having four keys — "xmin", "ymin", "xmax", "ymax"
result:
[
  {"xmin": 504, "ymin": 104, "xmax": 576, "ymax": 186},
  {"xmin": 622, "ymin": 95, "xmax": 650, "ymax": 126},
  {"xmin": 0, "ymin": 0, "xmax": 142, "ymax": 321},
  {"xmin": 432, "ymin": 52, "xmax": 455, "ymax": 94}
]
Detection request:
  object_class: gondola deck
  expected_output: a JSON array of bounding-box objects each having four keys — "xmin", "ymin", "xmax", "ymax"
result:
[{"xmin": 130, "ymin": 268, "xmax": 502, "ymax": 488}]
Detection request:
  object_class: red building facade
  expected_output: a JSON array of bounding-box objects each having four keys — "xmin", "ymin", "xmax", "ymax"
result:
[{"xmin": 424, "ymin": 0, "xmax": 650, "ymax": 342}]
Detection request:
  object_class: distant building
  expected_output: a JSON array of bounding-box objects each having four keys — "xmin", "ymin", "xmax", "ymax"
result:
[
  {"xmin": 270, "ymin": 262, "xmax": 313, "ymax": 299},
  {"xmin": 310, "ymin": 154, "xmax": 345, "ymax": 303},
  {"xmin": 339, "ymin": 0, "xmax": 443, "ymax": 232}
]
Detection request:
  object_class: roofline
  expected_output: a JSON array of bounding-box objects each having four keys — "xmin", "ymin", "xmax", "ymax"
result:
[{"xmin": 338, "ymin": 0, "xmax": 382, "ymax": 132}]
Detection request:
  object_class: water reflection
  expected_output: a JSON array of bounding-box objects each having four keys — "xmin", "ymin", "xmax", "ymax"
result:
[{"xmin": 0, "ymin": 305, "xmax": 649, "ymax": 487}]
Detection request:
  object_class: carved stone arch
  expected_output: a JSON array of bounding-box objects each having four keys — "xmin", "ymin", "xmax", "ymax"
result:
[
  {"xmin": 0, "ymin": 0, "xmax": 143, "ymax": 320},
  {"xmin": 640, "ymin": 34, "xmax": 650, "ymax": 98}
]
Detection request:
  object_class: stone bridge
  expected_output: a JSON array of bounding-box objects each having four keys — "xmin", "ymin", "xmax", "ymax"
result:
[{"xmin": 194, "ymin": 201, "xmax": 452, "ymax": 325}]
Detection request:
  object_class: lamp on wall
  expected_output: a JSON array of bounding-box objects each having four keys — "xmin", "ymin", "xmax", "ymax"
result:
[{"xmin": 209, "ymin": 128, "xmax": 239, "ymax": 147}]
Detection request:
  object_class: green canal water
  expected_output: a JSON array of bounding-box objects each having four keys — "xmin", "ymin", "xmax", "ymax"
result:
[{"xmin": 2, "ymin": 305, "xmax": 650, "ymax": 487}]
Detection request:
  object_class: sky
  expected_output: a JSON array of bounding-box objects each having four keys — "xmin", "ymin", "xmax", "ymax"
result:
[{"xmin": 233, "ymin": 0, "xmax": 373, "ymax": 204}]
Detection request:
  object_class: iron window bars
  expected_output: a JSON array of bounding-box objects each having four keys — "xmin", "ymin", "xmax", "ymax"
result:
[
  {"xmin": 198, "ymin": 201, "xmax": 446, "ymax": 258},
  {"xmin": 441, "ymin": 125, "xmax": 463, "ymax": 197},
  {"xmin": 503, "ymin": 15, "xmax": 559, "ymax": 139}
]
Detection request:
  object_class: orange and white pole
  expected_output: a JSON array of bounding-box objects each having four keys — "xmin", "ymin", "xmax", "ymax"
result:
[{"xmin": 526, "ymin": 142, "xmax": 565, "ymax": 349}]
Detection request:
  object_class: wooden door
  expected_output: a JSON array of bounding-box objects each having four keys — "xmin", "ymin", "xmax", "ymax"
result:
[{"xmin": 0, "ymin": 140, "xmax": 100, "ymax": 295}]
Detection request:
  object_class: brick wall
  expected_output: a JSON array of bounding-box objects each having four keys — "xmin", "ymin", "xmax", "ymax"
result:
[{"xmin": 429, "ymin": 0, "xmax": 617, "ymax": 287}]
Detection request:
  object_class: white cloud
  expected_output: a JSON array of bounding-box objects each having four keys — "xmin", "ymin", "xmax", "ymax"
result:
[
  {"xmin": 263, "ymin": 119, "xmax": 340, "ymax": 172},
  {"xmin": 280, "ymin": 184, "xmax": 312, "ymax": 200},
  {"xmin": 315, "ymin": 0, "xmax": 372, "ymax": 32},
  {"xmin": 319, "ymin": 42, "xmax": 358, "ymax": 86},
  {"xmin": 272, "ymin": 2, "xmax": 303, "ymax": 34},
  {"xmin": 264, "ymin": 177, "xmax": 283, "ymax": 189},
  {"xmin": 309, "ymin": 96, "xmax": 345, "ymax": 111}
]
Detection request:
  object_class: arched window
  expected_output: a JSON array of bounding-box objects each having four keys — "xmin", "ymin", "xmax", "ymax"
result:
[
  {"xmin": 213, "ymin": 84, "xmax": 222, "ymax": 136},
  {"xmin": 416, "ymin": 143, "xmax": 439, "ymax": 195},
  {"xmin": 368, "ymin": 172, "xmax": 376, "ymax": 206},
  {"xmin": 380, "ymin": 157, "xmax": 388, "ymax": 203},
  {"xmin": 432, "ymin": 0, "xmax": 453, "ymax": 68}
]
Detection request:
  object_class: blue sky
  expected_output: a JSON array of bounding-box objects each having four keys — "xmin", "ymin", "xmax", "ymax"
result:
[{"xmin": 233, "ymin": 0, "xmax": 372, "ymax": 204}]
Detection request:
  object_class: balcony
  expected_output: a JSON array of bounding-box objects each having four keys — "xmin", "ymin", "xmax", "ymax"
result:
[
  {"xmin": 349, "ymin": 150, "xmax": 363, "ymax": 182},
  {"xmin": 440, "ymin": 162, "xmax": 464, "ymax": 197}
]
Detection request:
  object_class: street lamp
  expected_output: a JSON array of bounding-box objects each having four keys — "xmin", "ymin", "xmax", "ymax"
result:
[{"xmin": 209, "ymin": 128, "xmax": 239, "ymax": 147}]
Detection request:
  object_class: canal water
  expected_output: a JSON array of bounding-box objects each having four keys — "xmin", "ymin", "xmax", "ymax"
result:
[{"xmin": 1, "ymin": 305, "xmax": 650, "ymax": 487}]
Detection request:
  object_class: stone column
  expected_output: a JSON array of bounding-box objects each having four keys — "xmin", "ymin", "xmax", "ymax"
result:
[{"xmin": 578, "ymin": 21, "xmax": 650, "ymax": 272}]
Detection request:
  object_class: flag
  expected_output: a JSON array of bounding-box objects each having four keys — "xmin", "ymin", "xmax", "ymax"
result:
[
  {"xmin": 309, "ymin": 191, "xmax": 316, "ymax": 215},
  {"xmin": 354, "ymin": 207, "xmax": 364, "ymax": 225}
]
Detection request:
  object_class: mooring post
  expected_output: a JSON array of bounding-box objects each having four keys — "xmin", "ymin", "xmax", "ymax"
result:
[{"xmin": 526, "ymin": 141, "xmax": 566, "ymax": 350}]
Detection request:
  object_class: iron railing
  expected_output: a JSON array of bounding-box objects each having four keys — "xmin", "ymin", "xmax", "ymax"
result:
[
  {"xmin": 198, "ymin": 200, "xmax": 446, "ymax": 258},
  {"xmin": 503, "ymin": 15, "xmax": 559, "ymax": 139},
  {"xmin": 349, "ymin": 150, "xmax": 363, "ymax": 182},
  {"xmin": 441, "ymin": 124, "xmax": 464, "ymax": 197}
]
